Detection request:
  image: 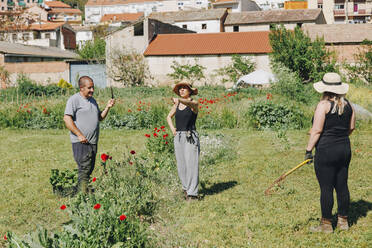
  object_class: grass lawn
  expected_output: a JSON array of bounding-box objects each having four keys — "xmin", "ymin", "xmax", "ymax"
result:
[{"xmin": 0, "ymin": 128, "xmax": 371, "ymax": 247}]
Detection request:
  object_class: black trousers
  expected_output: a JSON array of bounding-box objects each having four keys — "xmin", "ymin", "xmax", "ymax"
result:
[
  {"xmin": 314, "ymin": 142, "xmax": 351, "ymax": 219},
  {"xmin": 72, "ymin": 143, "xmax": 97, "ymax": 191}
]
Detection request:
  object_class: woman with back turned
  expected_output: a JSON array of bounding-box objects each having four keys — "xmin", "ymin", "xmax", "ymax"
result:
[
  {"xmin": 305, "ymin": 72, "xmax": 356, "ymax": 233},
  {"xmin": 167, "ymin": 82, "xmax": 200, "ymax": 201}
]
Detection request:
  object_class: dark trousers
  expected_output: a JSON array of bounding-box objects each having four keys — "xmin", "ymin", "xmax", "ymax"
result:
[
  {"xmin": 314, "ymin": 142, "xmax": 351, "ymax": 219},
  {"xmin": 72, "ymin": 143, "xmax": 97, "ymax": 193}
]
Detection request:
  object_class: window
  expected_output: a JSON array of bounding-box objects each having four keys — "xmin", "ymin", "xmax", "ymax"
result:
[
  {"xmin": 233, "ymin": 25, "xmax": 239, "ymax": 32},
  {"xmin": 196, "ymin": 1, "xmax": 202, "ymax": 4},
  {"xmin": 12, "ymin": 33, "xmax": 17, "ymax": 40},
  {"xmin": 27, "ymin": 0, "xmax": 29, "ymax": 2},
  {"xmin": 334, "ymin": 4, "xmax": 344, "ymax": 10},
  {"xmin": 134, "ymin": 22, "xmax": 144, "ymax": 36},
  {"xmin": 1, "ymin": 7, "xmax": 4, "ymax": 10},
  {"xmin": 23, "ymin": 33, "xmax": 30, "ymax": 40},
  {"xmin": 182, "ymin": 24, "xmax": 187, "ymax": 29},
  {"xmin": 317, "ymin": 4, "xmax": 323, "ymax": 9},
  {"xmin": 202, "ymin": 23, "xmax": 207, "ymax": 29},
  {"xmin": 297, "ymin": 23, "xmax": 303, "ymax": 28},
  {"xmin": 45, "ymin": 33, "xmax": 51, "ymax": 39}
]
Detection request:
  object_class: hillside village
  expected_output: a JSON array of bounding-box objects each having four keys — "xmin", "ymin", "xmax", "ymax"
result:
[{"xmin": 0, "ymin": 0, "xmax": 372, "ymax": 87}]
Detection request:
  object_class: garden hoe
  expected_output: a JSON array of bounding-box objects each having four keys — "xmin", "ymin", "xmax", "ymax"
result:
[{"xmin": 264, "ymin": 159, "xmax": 312, "ymax": 195}]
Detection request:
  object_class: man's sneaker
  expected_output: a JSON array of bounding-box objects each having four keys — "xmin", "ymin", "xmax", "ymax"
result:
[
  {"xmin": 186, "ymin": 195, "xmax": 199, "ymax": 201},
  {"xmin": 337, "ymin": 215, "xmax": 349, "ymax": 231},
  {"xmin": 309, "ymin": 218, "xmax": 333, "ymax": 234}
]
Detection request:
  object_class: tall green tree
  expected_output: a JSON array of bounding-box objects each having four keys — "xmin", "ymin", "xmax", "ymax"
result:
[
  {"xmin": 76, "ymin": 37, "xmax": 106, "ymax": 61},
  {"xmin": 269, "ymin": 26, "xmax": 337, "ymax": 82},
  {"xmin": 345, "ymin": 40, "xmax": 371, "ymax": 85}
]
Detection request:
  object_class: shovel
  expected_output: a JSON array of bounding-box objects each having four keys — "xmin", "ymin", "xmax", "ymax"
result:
[{"xmin": 264, "ymin": 159, "xmax": 312, "ymax": 195}]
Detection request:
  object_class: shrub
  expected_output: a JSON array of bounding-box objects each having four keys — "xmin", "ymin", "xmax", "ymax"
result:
[
  {"xmin": 17, "ymin": 74, "xmax": 64, "ymax": 97},
  {"xmin": 108, "ymin": 47, "xmax": 151, "ymax": 87},
  {"xmin": 271, "ymin": 62, "xmax": 317, "ymax": 103},
  {"xmin": 57, "ymin": 79, "xmax": 73, "ymax": 89},
  {"xmin": 215, "ymin": 54, "xmax": 255, "ymax": 83},
  {"xmin": 269, "ymin": 25, "xmax": 337, "ymax": 82},
  {"xmin": 167, "ymin": 60, "xmax": 206, "ymax": 83},
  {"xmin": 76, "ymin": 37, "xmax": 106, "ymax": 61},
  {"xmin": 247, "ymin": 101, "xmax": 305, "ymax": 130}
]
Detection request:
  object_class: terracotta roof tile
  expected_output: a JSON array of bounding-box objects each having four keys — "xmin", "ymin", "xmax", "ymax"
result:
[
  {"xmin": 225, "ymin": 9, "xmax": 323, "ymax": 25},
  {"xmin": 86, "ymin": 0, "xmax": 157, "ymax": 7},
  {"xmin": 100, "ymin": 12, "xmax": 143, "ymax": 22},
  {"xmin": 302, "ymin": 24, "xmax": 372, "ymax": 43},
  {"xmin": 48, "ymin": 8, "xmax": 82, "ymax": 14},
  {"xmin": 144, "ymin": 32, "xmax": 271, "ymax": 56},
  {"xmin": 44, "ymin": 1, "xmax": 72, "ymax": 8},
  {"xmin": 29, "ymin": 22, "xmax": 65, "ymax": 31}
]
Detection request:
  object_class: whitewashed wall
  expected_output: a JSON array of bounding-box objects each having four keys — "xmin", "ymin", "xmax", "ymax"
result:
[
  {"xmin": 174, "ymin": 20, "xmax": 221, "ymax": 33},
  {"xmin": 145, "ymin": 54, "xmax": 271, "ymax": 86}
]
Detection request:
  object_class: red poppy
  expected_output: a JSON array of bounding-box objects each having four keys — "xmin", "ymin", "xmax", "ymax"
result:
[
  {"xmin": 93, "ymin": 204, "xmax": 101, "ymax": 210},
  {"xmin": 163, "ymin": 134, "xmax": 168, "ymax": 139},
  {"xmin": 130, "ymin": 150, "xmax": 136, "ymax": 155},
  {"xmin": 3, "ymin": 234, "xmax": 7, "ymax": 240},
  {"xmin": 165, "ymin": 141, "xmax": 168, "ymax": 145},
  {"xmin": 160, "ymin": 125, "xmax": 165, "ymax": 129},
  {"xmin": 145, "ymin": 134, "xmax": 151, "ymax": 138},
  {"xmin": 137, "ymin": 108, "xmax": 141, "ymax": 111},
  {"xmin": 92, "ymin": 177, "xmax": 97, "ymax": 182},
  {"xmin": 153, "ymin": 133, "xmax": 158, "ymax": 137},
  {"xmin": 128, "ymin": 109, "xmax": 132, "ymax": 113},
  {"xmin": 60, "ymin": 205, "xmax": 67, "ymax": 210},
  {"xmin": 101, "ymin": 153, "xmax": 109, "ymax": 162},
  {"xmin": 43, "ymin": 108, "xmax": 48, "ymax": 114},
  {"xmin": 119, "ymin": 214, "xmax": 127, "ymax": 221},
  {"xmin": 129, "ymin": 161, "xmax": 133, "ymax": 165},
  {"xmin": 154, "ymin": 127, "xmax": 158, "ymax": 130},
  {"xmin": 206, "ymin": 106, "xmax": 209, "ymax": 109},
  {"xmin": 27, "ymin": 110, "xmax": 31, "ymax": 113}
]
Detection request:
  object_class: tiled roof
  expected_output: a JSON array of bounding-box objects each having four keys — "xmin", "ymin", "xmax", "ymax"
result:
[
  {"xmin": 29, "ymin": 22, "xmax": 65, "ymax": 31},
  {"xmin": 148, "ymin": 9, "xmax": 227, "ymax": 23},
  {"xmin": 213, "ymin": 0, "xmax": 238, "ymax": 4},
  {"xmin": 225, "ymin": 9, "xmax": 322, "ymax": 25},
  {"xmin": 48, "ymin": 8, "xmax": 82, "ymax": 14},
  {"xmin": 144, "ymin": 32, "xmax": 271, "ymax": 56},
  {"xmin": 44, "ymin": 1, "xmax": 72, "ymax": 8},
  {"xmin": 0, "ymin": 41, "xmax": 77, "ymax": 58},
  {"xmin": 100, "ymin": 12, "xmax": 143, "ymax": 22},
  {"xmin": 302, "ymin": 24, "xmax": 372, "ymax": 43},
  {"xmin": 86, "ymin": 0, "xmax": 157, "ymax": 7}
]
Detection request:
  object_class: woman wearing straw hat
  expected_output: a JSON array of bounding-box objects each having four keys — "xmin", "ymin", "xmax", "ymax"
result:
[
  {"xmin": 305, "ymin": 72, "xmax": 356, "ymax": 233},
  {"xmin": 167, "ymin": 82, "xmax": 200, "ymax": 201}
]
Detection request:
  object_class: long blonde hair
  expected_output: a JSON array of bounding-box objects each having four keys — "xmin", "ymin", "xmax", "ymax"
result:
[{"xmin": 322, "ymin": 92, "xmax": 347, "ymax": 115}]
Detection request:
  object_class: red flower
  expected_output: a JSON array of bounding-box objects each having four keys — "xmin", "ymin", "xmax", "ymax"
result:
[
  {"xmin": 206, "ymin": 106, "xmax": 209, "ymax": 109},
  {"xmin": 157, "ymin": 129, "xmax": 160, "ymax": 132},
  {"xmin": 266, "ymin": 93, "xmax": 273, "ymax": 100},
  {"xmin": 153, "ymin": 133, "xmax": 158, "ymax": 137},
  {"xmin": 119, "ymin": 214, "xmax": 127, "ymax": 221},
  {"xmin": 128, "ymin": 109, "xmax": 132, "ymax": 113},
  {"xmin": 137, "ymin": 108, "xmax": 141, "ymax": 111},
  {"xmin": 160, "ymin": 125, "xmax": 165, "ymax": 129},
  {"xmin": 163, "ymin": 134, "xmax": 168, "ymax": 139},
  {"xmin": 27, "ymin": 110, "xmax": 31, "ymax": 113},
  {"xmin": 43, "ymin": 108, "xmax": 48, "ymax": 114},
  {"xmin": 93, "ymin": 204, "xmax": 101, "ymax": 210},
  {"xmin": 129, "ymin": 161, "xmax": 133, "ymax": 165},
  {"xmin": 101, "ymin": 153, "xmax": 109, "ymax": 162},
  {"xmin": 154, "ymin": 127, "xmax": 158, "ymax": 130},
  {"xmin": 60, "ymin": 205, "xmax": 67, "ymax": 210},
  {"xmin": 165, "ymin": 141, "xmax": 168, "ymax": 145},
  {"xmin": 92, "ymin": 177, "xmax": 97, "ymax": 182},
  {"xmin": 3, "ymin": 234, "xmax": 7, "ymax": 240},
  {"xmin": 145, "ymin": 134, "xmax": 151, "ymax": 138},
  {"xmin": 130, "ymin": 150, "xmax": 136, "ymax": 155}
]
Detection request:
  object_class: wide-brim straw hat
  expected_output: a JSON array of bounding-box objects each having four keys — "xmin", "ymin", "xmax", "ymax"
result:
[
  {"xmin": 173, "ymin": 82, "xmax": 198, "ymax": 96},
  {"xmin": 313, "ymin": 72, "xmax": 349, "ymax": 95}
]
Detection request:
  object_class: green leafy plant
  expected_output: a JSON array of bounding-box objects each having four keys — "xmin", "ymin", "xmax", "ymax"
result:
[
  {"xmin": 269, "ymin": 25, "xmax": 337, "ymax": 82},
  {"xmin": 167, "ymin": 60, "xmax": 206, "ymax": 82},
  {"xmin": 50, "ymin": 169, "xmax": 78, "ymax": 197},
  {"xmin": 76, "ymin": 37, "xmax": 106, "ymax": 61},
  {"xmin": 17, "ymin": 74, "xmax": 64, "ymax": 97},
  {"xmin": 215, "ymin": 54, "xmax": 255, "ymax": 83},
  {"xmin": 247, "ymin": 100, "xmax": 305, "ymax": 130}
]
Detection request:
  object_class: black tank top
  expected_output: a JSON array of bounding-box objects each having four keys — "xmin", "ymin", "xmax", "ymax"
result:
[
  {"xmin": 175, "ymin": 103, "xmax": 197, "ymax": 131},
  {"xmin": 316, "ymin": 100, "xmax": 353, "ymax": 148}
]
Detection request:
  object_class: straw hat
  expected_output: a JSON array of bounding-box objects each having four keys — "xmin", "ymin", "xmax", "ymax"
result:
[
  {"xmin": 173, "ymin": 82, "xmax": 198, "ymax": 96},
  {"xmin": 313, "ymin": 73, "xmax": 349, "ymax": 95}
]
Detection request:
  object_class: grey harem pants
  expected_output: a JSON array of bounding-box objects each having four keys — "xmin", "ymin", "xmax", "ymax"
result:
[{"xmin": 174, "ymin": 131, "xmax": 200, "ymax": 196}]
